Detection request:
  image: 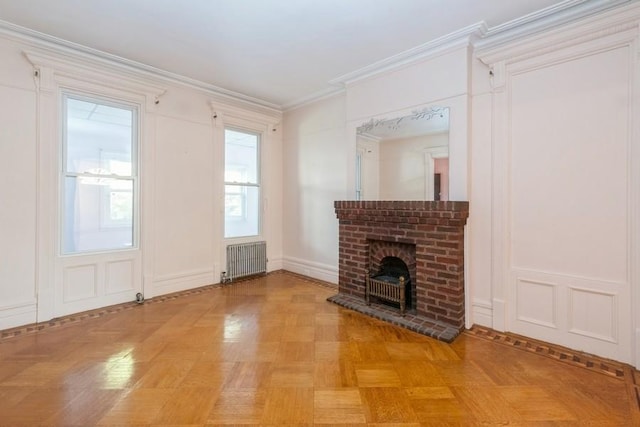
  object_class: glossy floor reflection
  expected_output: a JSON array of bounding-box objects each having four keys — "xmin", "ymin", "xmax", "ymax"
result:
[{"xmin": 0, "ymin": 272, "xmax": 637, "ymax": 425}]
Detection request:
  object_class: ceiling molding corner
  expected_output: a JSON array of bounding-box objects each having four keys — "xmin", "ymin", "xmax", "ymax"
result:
[
  {"xmin": 329, "ymin": 21, "xmax": 487, "ymax": 88},
  {"xmin": 476, "ymin": 0, "xmax": 639, "ymax": 65},
  {"xmin": 282, "ymin": 86, "xmax": 345, "ymax": 112},
  {"xmin": 475, "ymin": 0, "xmax": 632, "ymax": 52}
]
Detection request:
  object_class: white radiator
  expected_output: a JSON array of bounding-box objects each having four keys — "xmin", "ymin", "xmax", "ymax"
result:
[{"xmin": 225, "ymin": 241, "xmax": 267, "ymax": 281}]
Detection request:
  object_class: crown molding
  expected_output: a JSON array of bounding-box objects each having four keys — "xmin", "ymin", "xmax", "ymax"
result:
[
  {"xmin": 282, "ymin": 86, "xmax": 345, "ymax": 112},
  {"xmin": 477, "ymin": 0, "xmax": 640, "ymax": 66},
  {"xmin": 0, "ymin": 19, "xmax": 282, "ymax": 115},
  {"xmin": 292, "ymin": 0, "xmax": 633, "ymax": 108},
  {"xmin": 328, "ymin": 22, "xmax": 487, "ymax": 88},
  {"xmin": 475, "ymin": 0, "xmax": 632, "ymax": 52},
  {"xmin": 209, "ymin": 97, "xmax": 282, "ymax": 126},
  {"xmin": 23, "ymin": 49, "xmax": 166, "ymax": 95},
  {"xmin": 0, "ymin": 0, "xmax": 633, "ymax": 115}
]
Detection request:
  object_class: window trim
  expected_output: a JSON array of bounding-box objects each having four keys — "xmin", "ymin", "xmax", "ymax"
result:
[
  {"xmin": 223, "ymin": 126, "xmax": 262, "ymax": 240},
  {"xmin": 60, "ymin": 92, "xmax": 140, "ymax": 256}
]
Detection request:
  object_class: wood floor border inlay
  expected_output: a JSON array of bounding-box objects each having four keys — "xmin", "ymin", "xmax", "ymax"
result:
[{"xmin": 466, "ymin": 325, "xmax": 629, "ymax": 380}]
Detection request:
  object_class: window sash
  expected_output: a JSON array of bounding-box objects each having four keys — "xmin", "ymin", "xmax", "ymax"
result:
[
  {"xmin": 61, "ymin": 93, "xmax": 138, "ymax": 255},
  {"xmin": 224, "ymin": 127, "xmax": 261, "ymax": 239}
]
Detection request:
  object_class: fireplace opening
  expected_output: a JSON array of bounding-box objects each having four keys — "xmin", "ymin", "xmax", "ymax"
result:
[{"xmin": 366, "ymin": 256, "xmax": 412, "ymax": 315}]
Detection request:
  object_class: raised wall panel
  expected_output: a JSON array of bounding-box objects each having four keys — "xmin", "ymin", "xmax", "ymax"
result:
[
  {"xmin": 105, "ymin": 259, "xmax": 134, "ymax": 294},
  {"xmin": 516, "ymin": 278, "xmax": 557, "ymax": 329},
  {"xmin": 509, "ymin": 46, "xmax": 629, "ymax": 283},
  {"xmin": 0, "ymin": 86, "xmax": 37, "ymax": 306},
  {"xmin": 63, "ymin": 264, "xmax": 98, "ymax": 302},
  {"xmin": 569, "ymin": 287, "xmax": 617, "ymax": 343},
  {"xmin": 497, "ymin": 36, "xmax": 633, "ymax": 362}
]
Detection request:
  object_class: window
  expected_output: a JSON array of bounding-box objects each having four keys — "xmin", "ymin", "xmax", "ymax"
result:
[
  {"xmin": 62, "ymin": 95, "xmax": 137, "ymax": 254},
  {"xmin": 224, "ymin": 128, "xmax": 260, "ymax": 238}
]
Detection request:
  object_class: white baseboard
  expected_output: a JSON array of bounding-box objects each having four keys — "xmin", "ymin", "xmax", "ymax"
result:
[
  {"xmin": 152, "ymin": 269, "xmax": 216, "ymax": 296},
  {"xmin": 282, "ymin": 256, "xmax": 338, "ymax": 284},
  {"xmin": 267, "ymin": 256, "xmax": 284, "ymax": 272},
  {"xmin": 492, "ymin": 298, "xmax": 507, "ymax": 331},
  {"xmin": 471, "ymin": 298, "xmax": 493, "ymax": 328},
  {"xmin": 0, "ymin": 300, "xmax": 37, "ymax": 330}
]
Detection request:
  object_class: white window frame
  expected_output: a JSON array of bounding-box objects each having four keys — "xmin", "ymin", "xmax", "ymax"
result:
[
  {"xmin": 223, "ymin": 126, "xmax": 261, "ymax": 239},
  {"xmin": 61, "ymin": 92, "xmax": 139, "ymax": 255}
]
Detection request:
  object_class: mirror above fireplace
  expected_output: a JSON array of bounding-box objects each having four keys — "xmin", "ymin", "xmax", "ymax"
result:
[{"xmin": 356, "ymin": 106, "xmax": 449, "ymax": 201}]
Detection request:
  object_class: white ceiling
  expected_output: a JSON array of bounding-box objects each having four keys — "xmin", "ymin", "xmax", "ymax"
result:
[{"xmin": 0, "ymin": 0, "xmax": 576, "ymax": 108}]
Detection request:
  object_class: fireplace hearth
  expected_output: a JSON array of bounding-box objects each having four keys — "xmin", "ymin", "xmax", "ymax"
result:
[{"xmin": 328, "ymin": 200, "xmax": 469, "ymax": 342}]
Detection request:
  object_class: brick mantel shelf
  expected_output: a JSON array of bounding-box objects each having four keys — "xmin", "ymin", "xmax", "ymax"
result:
[{"xmin": 328, "ymin": 200, "xmax": 470, "ymax": 342}]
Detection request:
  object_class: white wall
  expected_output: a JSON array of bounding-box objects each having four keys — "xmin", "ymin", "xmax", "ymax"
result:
[
  {"xmin": 282, "ymin": 94, "xmax": 346, "ymax": 282},
  {"xmin": 0, "ymin": 32, "xmax": 283, "ymax": 329}
]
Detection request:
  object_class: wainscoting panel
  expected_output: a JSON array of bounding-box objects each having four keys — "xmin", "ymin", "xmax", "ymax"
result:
[
  {"xmin": 63, "ymin": 264, "xmax": 98, "ymax": 303},
  {"xmin": 516, "ymin": 278, "xmax": 557, "ymax": 329},
  {"xmin": 569, "ymin": 287, "xmax": 617, "ymax": 343},
  {"xmin": 509, "ymin": 268, "xmax": 629, "ymax": 361},
  {"xmin": 105, "ymin": 259, "xmax": 135, "ymax": 295},
  {"xmin": 57, "ymin": 251, "xmax": 142, "ymax": 318}
]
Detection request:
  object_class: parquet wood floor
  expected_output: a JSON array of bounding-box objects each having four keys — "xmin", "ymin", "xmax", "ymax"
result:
[{"xmin": 0, "ymin": 272, "xmax": 637, "ymax": 426}]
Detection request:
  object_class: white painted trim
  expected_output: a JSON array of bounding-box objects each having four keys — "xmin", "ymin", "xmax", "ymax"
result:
[
  {"xmin": 477, "ymin": 0, "xmax": 630, "ymax": 50},
  {"xmin": 471, "ymin": 298, "xmax": 493, "ymax": 328},
  {"xmin": 282, "ymin": 86, "xmax": 345, "ymax": 112},
  {"xmin": 0, "ymin": 1, "xmax": 632, "ymax": 114},
  {"xmin": 477, "ymin": 1, "xmax": 640, "ymax": 65},
  {"xmin": 567, "ymin": 286, "xmax": 618, "ymax": 343},
  {"xmin": 152, "ymin": 270, "xmax": 216, "ymax": 295},
  {"xmin": 24, "ymin": 50, "xmax": 165, "ymax": 106},
  {"xmin": 0, "ymin": 19, "xmax": 281, "ymax": 114},
  {"xmin": 510, "ymin": 267, "xmax": 628, "ymax": 288},
  {"xmin": 330, "ymin": 22, "xmax": 486, "ymax": 88},
  {"xmin": 0, "ymin": 300, "xmax": 37, "ymax": 330},
  {"xmin": 515, "ymin": 278, "xmax": 559, "ymax": 330},
  {"xmin": 31, "ymin": 53, "xmax": 156, "ymax": 322},
  {"xmin": 267, "ymin": 256, "xmax": 284, "ymax": 272},
  {"xmin": 209, "ymin": 100, "xmax": 282, "ymax": 128},
  {"xmin": 485, "ymin": 18, "xmax": 638, "ymax": 363},
  {"xmin": 629, "ymin": 27, "xmax": 640, "ymax": 368},
  {"xmin": 0, "ymin": 299, "xmax": 38, "ymax": 312},
  {"xmin": 34, "ymin": 65, "xmax": 57, "ymax": 324},
  {"xmin": 492, "ymin": 298, "xmax": 507, "ymax": 331},
  {"xmin": 153, "ymin": 268, "xmax": 216, "ymax": 284},
  {"xmin": 283, "ymin": 256, "xmax": 338, "ymax": 284}
]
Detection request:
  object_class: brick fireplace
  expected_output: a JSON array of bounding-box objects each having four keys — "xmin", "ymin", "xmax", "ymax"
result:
[{"xmin": 328, "ymin": 200, "xmax": 469, "ymax": 342}]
